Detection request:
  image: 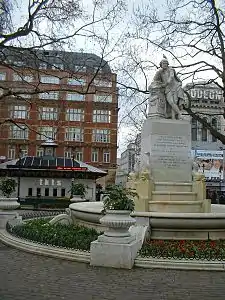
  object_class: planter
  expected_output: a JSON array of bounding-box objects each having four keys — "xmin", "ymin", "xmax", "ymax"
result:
[
  {"xmin": 0, "ymin": 198, "xmax": 20, "ymax": 211},
  {"xmin": 100, "ymin": 210, "xmax": 136, "ymax": 240},
  {"xmin": 70, "ymin": 195, "xmax": 86, "ymax": 203}
]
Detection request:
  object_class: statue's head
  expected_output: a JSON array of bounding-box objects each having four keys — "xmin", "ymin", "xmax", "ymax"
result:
[{"xmin": 159, "ymin": 58, "xmax": 169, "ymax": 69}]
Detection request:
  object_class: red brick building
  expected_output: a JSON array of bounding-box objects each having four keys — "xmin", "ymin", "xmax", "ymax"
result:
[{"xmin": 0, "ymin": 49, "xmax": 118, "ymax": 185}]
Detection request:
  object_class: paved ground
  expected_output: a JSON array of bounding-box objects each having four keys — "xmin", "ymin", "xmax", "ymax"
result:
[
  {"xmin": 1, "ymin": 241, "xmax": 225, "ymax": 300},
  {"xmin": 1, "ymin": 209, "xmax": 225, "ymax": 300}
]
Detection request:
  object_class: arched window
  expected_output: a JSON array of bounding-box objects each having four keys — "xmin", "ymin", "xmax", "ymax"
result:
[
  {"xmin": 202, "ymin": 118, "xmax": 208, "ymax": 141},
  {"xmin": 211, "ymin": 118, "xmax": 217, "ymax": 142},
  {"xmin": 191, "ymin": 118, "xmax": 197, "ymax": 141}
]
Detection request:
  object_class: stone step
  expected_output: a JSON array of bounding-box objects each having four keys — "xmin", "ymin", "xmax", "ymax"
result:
[
  {"xmin": 149, "ymin": 200, "xmax": 203, "ymax": 213},
  {"xmin": 152, "ymin": 191, "xmax": 197, "ymax": 202},
  {"xmin": 154, "ymin": 182, "xmax": 193, "ymax": 192}
]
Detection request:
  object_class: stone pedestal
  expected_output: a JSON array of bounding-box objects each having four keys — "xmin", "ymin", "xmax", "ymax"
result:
[
  {"xmin": 137, "ymin": 118, "xmax": 209, "ymax": 213},
  {"xmin": 0, "ymin": 211, "xmax": 20, "ymax": 229},
  {"xmin": 90, "ymin": 239, "xmax": 139, "ymax": 269},
  {"xmin": 140, "ymin": 118, "xmax": 192, "ymax": 182}
]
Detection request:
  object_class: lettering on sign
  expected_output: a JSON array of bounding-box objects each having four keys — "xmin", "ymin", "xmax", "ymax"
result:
[
  {"xmin": 189, "ymin": 88, "xmax": 223, "ymax": 101},
  {"xmin": 151, "ymin": 135, "xmax": 189, "ymax": 169}
]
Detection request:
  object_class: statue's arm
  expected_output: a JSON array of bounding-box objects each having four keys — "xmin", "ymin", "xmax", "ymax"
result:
[{"xmin": 153, "ymin": 70, "xmax": 162, "ymax": 82}]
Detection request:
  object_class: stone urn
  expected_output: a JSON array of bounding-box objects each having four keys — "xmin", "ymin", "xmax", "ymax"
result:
[
  {"xmin": 0, "ymin": 197, "xmax": 20, "ymax": 211},
  {"xmin": 99, "ymin": 210, "xmax": 136, "ymax": 243}
]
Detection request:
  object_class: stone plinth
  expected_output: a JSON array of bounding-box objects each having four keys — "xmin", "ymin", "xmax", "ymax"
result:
[
  {"xmin": 0, "ymin": 211, "xmax": 19, "ymax": 229},
  {"xmin": 140, "ymin": 118, "xmax": 192, "ymax": 182},
  {"xmin": 90, "ymin": 239, "xmax": 140, "ymax": 269}
]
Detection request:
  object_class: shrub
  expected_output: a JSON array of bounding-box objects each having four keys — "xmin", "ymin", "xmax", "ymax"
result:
[
  {"xmin": 103, "ymin": 184, "xmax": 136, "ymax": 211},
  {"xmin": 11, "ymin": 218, "xmax": 100, "ymax": 251},
  {"xmin": 140, "ymin": 239, "xmax": 225, "ymax": 260},
  {"xmin": 0, "ymin": 177, "xmax": 17, "ymax": 198},
  {"xmin": 69, "ymin": 183, "xmax": 86, "ymax": 197}
]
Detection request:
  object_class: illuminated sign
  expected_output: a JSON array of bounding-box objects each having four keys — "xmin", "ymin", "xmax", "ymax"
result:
[
  {"xmin": 56, "ymin": 167, "xmax": 87, "ymax": 171},
  {"xmin": 189, "ymin": 88, "xmax": 223, "ymax": 101},
  {"xmin": 192, "ymin": 150, "xmax": 224, "ymax": 180}
]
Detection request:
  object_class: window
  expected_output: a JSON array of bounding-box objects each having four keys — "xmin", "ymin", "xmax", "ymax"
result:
[
  {"xmin": 61, "ymin": 188, "xmax": 66, "ymax": 197},
  {"xmin": 53, "ymin": 188, "xmax": 57, "ymax": 197},
  {"xmin": 52, "ymin": 63, "xmax": 63, "ymax": 70},
  {"xmin": 45, "ymin": 147, "xmax": 54, "ymax": 156},
  {"xmin": 14, "ymin": 61, "xmax": 24, "ymax": 67},
  {"xmin": 37, "ymin": 147, "xmax": 44, "ymax": 157},
  {"xmin": 94, "ymin": 67, "xmax": 103, "ymax": 73},
  {"xmin": 92, "ymin": 149, "xmax": 98, "ymax": 162},
  {"xmin": 76, "ymin": 150, "xmax": 83, "ymax": 161},
  {"xmin": 66, "ymin": 108, "xmax": 84, "ymax": 121},
  {"xmin": 66, "ymin": 93, "xmax": 84, "ymax": 101},
  {"xmin": 103, "ymin": 150, "xmax": 110, "ymax": 163},
  {"xmin": 20, "ymin": 145, "xmax": 28, "ymax": 157},
  {"xmin": 74, "ymin": 65, "xmax": 86, "ymax": 72},
  {"xmin": 37, "ymin": 126, "xmax": 57, "ymax": 140},
  {"xmin": 8, "ymin": 145, "xmax": 16, "ymax": 159},
  {"xmin": 45, "ymin": 188, "xmax": 49, "ymax": 197},
  {"xmin": 64, "ymin": 148, "xmax": 83, "ymax": 161},
  {"xmin": 191, "ymin": 119, "xmax": 197, "ymax": 141},
  {"xmin": 36, "ymin": 188, "xmax": 41, "ymax": 197},
  {"xmin": 40, "ymin": 76, "xmax": 60, "ymax": 84},
  {"xmin": 39, "ymin": 92, "xmax": 59, "ymax": 100},
  {"xmin": 93, "ymin": 79, "xmax": 112, "ymax": 87},
  {"xmin": 68, "ymin": 78, "xmax": 86, "ymax": 85},
  {"xmin": 65, "ymin": 127, "xmax": 83, "ymax": 141},
  {"xmin": 0, "ymin": 72, "xmax": 6, "ymax": 80},
  {"xmin": 93, "ymin": 110, "xmax": 111, "ymax": 123},
  {"xmin": 10, "ymin": 125, "xmax": 28, "ymax": 139},
  {"xmin": 92, "ymin": 129, "xmax": 110, "ymax": 143},
  {"xmin": 11, "ymin": 88, "xmax": 32, "ymax": 98},
  {"xmin": 28, "ymin": 188, "xmax": 32, "ymax": 196},
  {"xmin": 39, "ymin": 63, "xmax": 47, "ymax": 69},
  {"xmin": 94, "ymin": 94, "xmax": 112, "ymax": 102},
  {"xmin": 13, "ymin": 73, "xmax": 33, "ymax": 82},
  {"xmin": 39, "ymin": 107, "xmax": 58, "ymax": 120},
  {"xmin": 212, "ymin": 118, "xmax": 217, "ymax": 142},
  {"xmin": 10, "ymin": 105, "xmax": 28, "ymax": 119},
  {"xmin": 64, "ymin": 148, "xmax": 72, "ymax": 158}
]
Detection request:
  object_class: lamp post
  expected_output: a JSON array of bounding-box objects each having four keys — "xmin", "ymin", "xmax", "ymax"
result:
[
  {"xmin": 17, "ymin": 149, "xmax": 22, "ymax": 202},
  {"xmin": 71, "ymin": 154, "xmax": 75, "ymax": 198}
]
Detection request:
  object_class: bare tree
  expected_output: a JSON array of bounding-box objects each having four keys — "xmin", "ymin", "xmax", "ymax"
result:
[
  {"xmin": 0, "ymin": 0, "xmax": 125, "ymax": 140},
  {"xmin": 117, "ymin": 0, "xmax": 225, "ymax": 144}
]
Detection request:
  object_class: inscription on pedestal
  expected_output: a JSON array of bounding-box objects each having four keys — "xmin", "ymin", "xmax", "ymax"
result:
[
  {"xmin": 151, "ymin": 135, "xmax": 189, "ymax": 169},
  {"xmin": 141, "ymin": 119, "xmax": 192, "ymax": 182}
]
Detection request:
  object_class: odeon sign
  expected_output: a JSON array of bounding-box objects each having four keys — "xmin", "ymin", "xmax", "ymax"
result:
[{"xmin": 189, "ymin": 88, "xmax": 223, "ymax": 100}]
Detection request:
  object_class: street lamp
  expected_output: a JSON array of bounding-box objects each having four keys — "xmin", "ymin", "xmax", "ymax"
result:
[{"xmin": 17, "ymin": 149, "xmax": 23, "ymax": 202}]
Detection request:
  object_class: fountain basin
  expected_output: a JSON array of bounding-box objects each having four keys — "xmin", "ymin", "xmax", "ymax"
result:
[{"xmin": 69, "ymin": 202, "xmax": 225, "ymax": 240}]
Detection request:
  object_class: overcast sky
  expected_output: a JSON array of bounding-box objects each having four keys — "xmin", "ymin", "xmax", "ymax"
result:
[{"xmin": 9, "ymin": 0, "xmax": 224, "ymax": 156}]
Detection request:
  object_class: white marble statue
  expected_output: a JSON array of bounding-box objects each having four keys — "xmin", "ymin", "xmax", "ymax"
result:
[{"xmin": 149, "ymin": 56, "xmax": 185, "ymax": 120}]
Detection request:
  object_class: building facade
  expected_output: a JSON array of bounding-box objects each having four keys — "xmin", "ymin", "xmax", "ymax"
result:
[
  {"xmin": 186, "ymin": 82, "xmax": 225, "ymax": 151},
  {"xmin": 186, "ymin": 82, "xmax": 225, "ymax": 193},
  {"xmin": 0, "ymin": 49, "xmax": 118, "ymax": 185},
  {"xmin": 115, "ymin": 143, "xmax": 136, "ymax": 186}
]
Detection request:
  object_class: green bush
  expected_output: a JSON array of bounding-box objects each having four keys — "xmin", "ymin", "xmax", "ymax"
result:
[
  {"xmin": 0, "ymin": 177, "xmax": 17, "ymax": 197},
  {"xmin": 69, "ymin": 183, "xmax": 86, "ymax": 197},
  {"xmin": 103, "ymin": 184, "xmax": 136, "ymax": 211},
  {"xmin": 140, "ymin": 239, "xmax": 225, "ymax": 260},
  {"xmin": 11, "ymin": 218, "xmax": 100, "ymax": 251}
]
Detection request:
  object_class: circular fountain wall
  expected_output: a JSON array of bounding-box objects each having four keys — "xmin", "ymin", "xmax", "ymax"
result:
[{"xmin": 69, "ymin": 202, "xmax": 225, "ymax": 240}]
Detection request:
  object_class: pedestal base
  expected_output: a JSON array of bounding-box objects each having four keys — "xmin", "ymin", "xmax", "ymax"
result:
[
  {"xmin": 0, "ymin": 211, "xmax": 19, "ymax": 229},
  {"xmin": 90, "ymin": 238, "xmax": 140, "ymax": 269}
]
